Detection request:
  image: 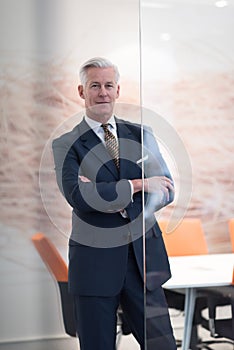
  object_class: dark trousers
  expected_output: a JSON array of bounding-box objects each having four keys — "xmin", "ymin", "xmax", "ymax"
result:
[{"xmin": 73, "ymin": 245, "xmax": 176, "ymax": 350}]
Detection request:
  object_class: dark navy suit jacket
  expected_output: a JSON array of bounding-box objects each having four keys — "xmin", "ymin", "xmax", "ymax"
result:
[{"xmin": 52, "ymin": 117, "xmax": 174, "ymax": 296}]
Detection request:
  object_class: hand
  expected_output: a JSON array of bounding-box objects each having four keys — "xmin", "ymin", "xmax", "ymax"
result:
[
  {"xmin": 79, "ymin": 175, "xmax": 91, "ymax": 183},
  {"xmin": 144, "ymin": 176, "xmax": 174, "ymax": 202}
]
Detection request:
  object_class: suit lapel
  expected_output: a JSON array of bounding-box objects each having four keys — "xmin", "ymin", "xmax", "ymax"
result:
[
  {"xmin": 78, "ymin": 118, "xmax": 119, "ymax": 178},
  {"xmin": 116, "ymin": 118, "xmax": 141, "ymax": 178},
  {"xmin": 77, "ymin": 118, "xmax": 141, "ymax": 179}
]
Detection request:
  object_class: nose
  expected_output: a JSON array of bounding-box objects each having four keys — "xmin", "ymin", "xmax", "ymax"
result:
[{"xmin": 99, "ymin": 85, "xmax": 107, "ymax": 96}]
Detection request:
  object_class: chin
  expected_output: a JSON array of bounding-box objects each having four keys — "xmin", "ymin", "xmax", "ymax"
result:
[{"xmin": 94, "ymin": 105, "xmax": 112, "ymax": 116}]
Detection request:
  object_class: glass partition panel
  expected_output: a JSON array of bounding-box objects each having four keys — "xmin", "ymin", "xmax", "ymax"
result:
[
  {"xmin": 1, "ymin": 0, "xmax": 141, "ymax": 348},
  {"xmin": 140, "ymin": 0, "xmax": 234, "ymax": 348}
]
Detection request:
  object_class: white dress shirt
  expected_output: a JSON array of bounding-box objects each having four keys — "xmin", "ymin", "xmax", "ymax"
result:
[
  {"xmin": 84, "ymin": 115, "xmax": 118, "ymax": 143},
  {"xmin": 84, "ymin": 115, "xmax": 133, "ymax": 215}
]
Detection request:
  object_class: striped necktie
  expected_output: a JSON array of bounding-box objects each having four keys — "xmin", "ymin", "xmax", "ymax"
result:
[{"xmin": 101, "ymin": 123, "xmax": 119, "ymax": 169}]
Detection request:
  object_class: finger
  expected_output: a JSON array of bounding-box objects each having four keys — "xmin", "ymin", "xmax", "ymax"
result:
[
  {"xmin": 79, "ymin": 175, "xmax": 91, "ymax": 183},
  {"xmin": 166, "ymin": 182, "xmax": 174, "ymax": 192},
  {"xmin": 160, "ymin": 179, "xmax": 174, "ymax": 201},
  {"xmin": 163, "ymin": 177, "xmax": 174, "ymax": 191},
  {"xmin": 160, "ymin": 184, "xmax": 169, "ymax": 201},
  {"xmin": 162, "ymin": 176, "xmax": 173, "ymax": 184}
]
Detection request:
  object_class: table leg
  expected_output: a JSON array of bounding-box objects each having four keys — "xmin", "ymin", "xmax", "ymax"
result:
[{"xmin": 181, "ymin": 288, "xmax": 196, "ymax": 350}]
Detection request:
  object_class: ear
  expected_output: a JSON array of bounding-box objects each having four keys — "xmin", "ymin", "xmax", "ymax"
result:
[
  {"xmin": 78, "ymin": 85, "xmax": 85, "ymax": 99},
  {"xmin": 116, "ymin": 84, "xmax": 120, "ymax": 99}
]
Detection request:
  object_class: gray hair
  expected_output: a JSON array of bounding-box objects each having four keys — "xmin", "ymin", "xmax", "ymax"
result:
[{"xmin": 79, "ymin": 57, "xmax": 120, "ymax": 85}]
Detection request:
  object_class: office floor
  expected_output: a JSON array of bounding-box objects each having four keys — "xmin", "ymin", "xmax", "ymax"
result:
[
  {"xmin": 0, "ymin": 329, "xmax": 233, "ymax": 350},
  {"xmin": 0, "ymin": 307, "xmax": 233, "ymax": 350}
]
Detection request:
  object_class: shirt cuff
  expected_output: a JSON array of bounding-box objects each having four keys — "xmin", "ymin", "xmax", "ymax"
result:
[{"xmin": 128, "ymin": 180, "xmax": 134, "ymax": 203}]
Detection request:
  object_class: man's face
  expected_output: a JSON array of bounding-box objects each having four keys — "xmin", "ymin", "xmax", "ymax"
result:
[{"xmin": 78, "ymin": 67, "xmax": 120, "ymax": 122}]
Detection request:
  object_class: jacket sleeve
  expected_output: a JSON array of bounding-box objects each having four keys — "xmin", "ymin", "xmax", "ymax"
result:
[
  {"xmin": 52, "ymin": 137, "xmax": 132, "ymax": 214},
  {"xmin": 143, "ymin": 126, "xmax": 175, "ymax": 212}
]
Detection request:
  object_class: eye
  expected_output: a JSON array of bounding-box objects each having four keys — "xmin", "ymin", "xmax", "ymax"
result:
[
  {"xmin": 90, "ymin": 83, "xmax": 99, "ymax": 89},
  {"xmin": 106, "ymin": 83, "xmax": 114, "ymax": 89}
]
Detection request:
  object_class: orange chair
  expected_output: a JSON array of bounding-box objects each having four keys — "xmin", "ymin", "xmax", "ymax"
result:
[
  {"xmin": 228, "ymin": 219, "xmax": 234, "ymax": 253},
  {"xmin": 32, "ymin": 233, "xmax": 76, "ymax": 337},
  {"xmin": 159, "ymin": 218, "xmax": 208, "ymax": 256},
  {"xmin": 31, "ymin": 233, "xmax": 130, "ymax": 346}
]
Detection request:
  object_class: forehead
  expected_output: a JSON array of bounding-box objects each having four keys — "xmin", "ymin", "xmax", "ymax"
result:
[{"xmin": 86, "ymin": 67, "xmax": 116, "ymax": 83}]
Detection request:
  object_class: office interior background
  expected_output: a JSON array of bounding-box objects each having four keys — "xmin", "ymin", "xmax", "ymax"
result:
[{"xmin": 0, "ymin": 0, "xmax": 233, "ymax": 348}]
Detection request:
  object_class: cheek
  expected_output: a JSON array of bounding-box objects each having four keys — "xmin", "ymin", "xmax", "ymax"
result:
[
  {"xmin": 85, "ymin": 97, "xmax": 92, "ymax": 106},
  {"xmin": 110, "ymin": 91, "xmax": 119, "ymax": 100},
  {"xmin": 84, "ymin": 93, "xmax": 93, "ymax": 104}
]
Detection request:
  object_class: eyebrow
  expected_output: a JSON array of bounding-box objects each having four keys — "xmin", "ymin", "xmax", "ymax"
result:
[{"xmin": 90, "ymin": 81, "xmax": 115, "ymax": 84}]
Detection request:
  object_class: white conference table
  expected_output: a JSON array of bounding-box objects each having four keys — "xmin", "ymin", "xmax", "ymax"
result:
[{"xmin": 163, "ymin": 253, "xmax": 234, "ymax": 350}]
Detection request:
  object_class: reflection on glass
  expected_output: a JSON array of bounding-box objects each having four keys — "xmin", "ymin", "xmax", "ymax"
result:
[{"xmin": 140, "ymin": 1, "xmax": 192, "ymax": 349}]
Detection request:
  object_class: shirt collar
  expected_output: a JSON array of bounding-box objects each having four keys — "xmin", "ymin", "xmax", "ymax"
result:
[{"xmin": 85, "ymin": 115, "xmax": 116, "ymax": 130}]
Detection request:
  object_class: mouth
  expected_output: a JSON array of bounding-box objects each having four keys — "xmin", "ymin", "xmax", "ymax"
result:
[{"xmin": 95, "ymin": 101, "xmax": 110, "ymax": 104}]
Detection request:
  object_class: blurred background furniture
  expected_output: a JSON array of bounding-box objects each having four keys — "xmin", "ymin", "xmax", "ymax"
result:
[
  {"xmin": 31, "ymin": 233, "xmax": 76, "ymax": 337},
  {"xmin": 160, "ymin": 218, "xmax": 208, "ymax": 257},
  {"xmin": 160, "ymin": 218, "xmax": 209, "ymax": 349},
  {"xmin": 229, "ymin": 218, "xmax": 234, "ymax": 253},
  {"xmin": 164, "ymin": 253, "xmax": 234, "ymax": 350},
  {"xmin": 194, "ymin": 220, "xmax": 234, "ymax": 349},
  {"xmin": 196, "ymin": 267, "xmax": 234, "ymax": 349},
  {"xmin": 31, "ymin": 233, "xmax": 131, "ymax": 348}
]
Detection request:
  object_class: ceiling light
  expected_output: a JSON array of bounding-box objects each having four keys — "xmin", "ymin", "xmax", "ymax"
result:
[
  {"xmin": 160, "ymin": 33, "xmax": 171, "ymax": 41},
  {"xmin": 215, "ymin": 0, "xmax": 228, "ymax": 7}
]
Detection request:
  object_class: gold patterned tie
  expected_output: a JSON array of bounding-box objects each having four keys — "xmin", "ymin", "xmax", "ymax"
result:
[{"xmin": 101, "ymin": 123, "xmax": 119, "ymax": 169}]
